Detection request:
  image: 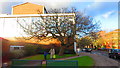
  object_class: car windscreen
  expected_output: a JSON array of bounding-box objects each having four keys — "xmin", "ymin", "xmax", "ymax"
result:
[
  {"xmin": 117, "ymin": 49, "xmax": 120, "ymax": 52},
  {"xmin": 113, "ymin": 49, "xmax": 120, "ymax": 53}
]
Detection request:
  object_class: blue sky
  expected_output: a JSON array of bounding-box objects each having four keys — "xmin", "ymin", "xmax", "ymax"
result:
[
  {"xmin": 69, "ymin": 2, "xmax": 118, "ymax": 32},
  {"xmin": 0, "ymin": 1, "xmax": 119, "ymax": 32}
]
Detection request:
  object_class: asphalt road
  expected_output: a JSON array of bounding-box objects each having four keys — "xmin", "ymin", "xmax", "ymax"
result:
[{"xmin": 90, "ymin": 50, "xmax": 120, "ymax": 63}]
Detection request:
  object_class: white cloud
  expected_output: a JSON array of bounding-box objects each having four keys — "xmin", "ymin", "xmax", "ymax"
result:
[
  {"xmin": 0, "ymin": 4, "xmax": 2, "ymax": 14},
  {"xmin": 32, "ymin": 2, "xmax": 71, "ymax": 9},
  {"xmin": 86, "ymin": 2, "xmax": 102, "ymax": 9},
  {"xmin": 87, "ymin": 5, "xmax": 91, "ymax": 8},
  {"xmin": 23, "ymin": 0, "xmax": 76, "ymax": 9},
  {"xmin": 0, "ymin": 0, "xmax": 119, "ymax": 2},
  {"xmin": 0, "ymin": 0, "xmax": 24, "ymax": 2},
  {"xmin": 94, "ymin": 0, "xmax": 119, "ymax": 2},
  {"xmin": 102, "ymin": 10, "xmax": 115, "ymax": 19},
  {"xmin": 0, "ymin": 0, "xmax": 73, "ymax": 14}
]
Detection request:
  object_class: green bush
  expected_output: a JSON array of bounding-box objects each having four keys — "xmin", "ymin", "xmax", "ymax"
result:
[
  {"xmin": 37, "ymin": 47, "xmax": 60, "ymax": 54},
  {"xmin": 9, "ymin": 50, "xmax": 26, "ymax": 59},
  {"xmin": 37, "ymin": 48, "xmax": 50, "ymax": 54},
  {"xmin": 38, "ymin": 47, "xmax": 75, "ymax": 54},
  {"xmin": 24, "ymin": 44, "xmax": 39, "ymax": 56},
  {"xmin": 64, "ymin": 49, "xmax": 75, "ymax": 54}
]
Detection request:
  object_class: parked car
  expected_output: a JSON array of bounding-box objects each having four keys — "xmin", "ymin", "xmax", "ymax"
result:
[
  {"xmin": 108, "ymin": 49, "xmax": 120, "ymax": 59},
  {"xmin": 82, "ymin": 48, "xmax": 92, "ymax": 52}
]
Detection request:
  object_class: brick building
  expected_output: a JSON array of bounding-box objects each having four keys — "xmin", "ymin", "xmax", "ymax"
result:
[
  {"xmin": 12, "ymin": 2, "xmax": 47, "ymax": 15},
  {"xmin": 97, "ymin": 29, "xmax": 120, "ymax": 49},
  {"xmin": 1, "ymin": 2, "xmax": 76, "ymax": 62}
]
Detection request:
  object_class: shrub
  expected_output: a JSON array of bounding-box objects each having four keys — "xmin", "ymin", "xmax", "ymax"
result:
[
  {"xmin": 64, "ymin": 49, "xmax": 75, "ymax": 54},
  {"xmin": 37, "ymin": 48, "xmax": 50, "ymax": 54},
  {"xmin": 38, "ymin": 47, "xmax": 75, "ymax": 54},
  {"xmin": 9, "ymin": 50, "xmax": 26, "ymax": 59},
  {"xmin": 23, "ymin": 44, "xmax": 38, "ymax": 56},
  {"xmin": 37, "ymin": 46, "xmax": 60, "ymax": 54}
]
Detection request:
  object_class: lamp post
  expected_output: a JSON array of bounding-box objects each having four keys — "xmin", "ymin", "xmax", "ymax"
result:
[
  {"xmin": 72, "ymin": 13, "xmax": 79, "ymax": 53},
  {"xmin": 72, "ymin": 13, "xmax": 77, "ymax": 53},
  {"xmin": 74, "ymin": 34, "xmax": 79, "ymax": 53}
]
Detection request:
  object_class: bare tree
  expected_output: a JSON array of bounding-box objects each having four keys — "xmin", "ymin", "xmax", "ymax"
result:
[
  {"xmin": 78, "ymin": 36, "xmax": 93, "ymax": 48},
  {"xmin": 17, "ymin": 7, "xmax": 100, "ymax": 56}
]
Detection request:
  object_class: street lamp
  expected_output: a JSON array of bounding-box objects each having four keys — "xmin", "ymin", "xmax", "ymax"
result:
[
  {"xmin": 72, "ymin": 13, "xmax": 77, "ymax": 53},
  {"xmin": 72, "ymin": 13, "xmax": 80, "ymax": 53}
]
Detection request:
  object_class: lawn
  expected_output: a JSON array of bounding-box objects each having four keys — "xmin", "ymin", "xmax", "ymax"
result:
[
  {"xmin": 43, "ymin": 56, "xmax": 94, "ymax": 68},
  {"xmin": 16, "ymin": 55, "xmax": 94, "ymax": 68},
  {"xmin": 67, "ymin": 56, "xmax": 94, "ymax": 66},
  {"xmin": 22, "ymin": 54, "xmax": 76, "ymax": 60},
  {"xmin": 22, "ymin": 54, "xmax": 94, "ymax": 66}
]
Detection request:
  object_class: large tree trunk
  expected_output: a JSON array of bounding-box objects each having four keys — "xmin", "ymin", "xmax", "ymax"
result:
[
  {"xmin": 58, "ymin": 46, "xmax": 65, "ymax": 56},
  {"xmin": 58, "ymin": 37, "xmax": 65, "ymax": 56}
]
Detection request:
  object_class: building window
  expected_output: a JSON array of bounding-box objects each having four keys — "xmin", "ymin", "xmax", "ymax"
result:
[
  {"xmin": 14, "ymin": 47, "xmax": 20, "ymax": 50},
  {"xmin": 10, "ymin": 45, "xmax": 24, "ymax": 51}
]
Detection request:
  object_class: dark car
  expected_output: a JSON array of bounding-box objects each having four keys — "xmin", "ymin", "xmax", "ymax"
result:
[
  {"xmin": 82, "ymin": 48, "xmax": 92, "ymax": 52},
  {"xmin": 108, "ymin": 49, "xmax": 120, "ymax": 59}
]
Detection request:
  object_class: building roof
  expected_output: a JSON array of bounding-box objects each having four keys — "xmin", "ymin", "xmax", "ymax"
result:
[
  {"xmin": 13, "ymin": 2, "xmax": 44, "ymax": 8},
  {"xmin": 0, "ymin": 37, "xmax": 8, "ymax": 40}
]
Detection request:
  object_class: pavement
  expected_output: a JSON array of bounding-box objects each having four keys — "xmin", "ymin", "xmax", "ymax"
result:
[
  {"xmin": 80, "ymin": 52, "xmax": 120, "ymax": 68},
  {"xmin": 91, "ymin": 50, "xmax": 120, "ymax": 63},
  {"xmin": 91, "ymin": 50, "xmax": 109, "ymax": 57}
]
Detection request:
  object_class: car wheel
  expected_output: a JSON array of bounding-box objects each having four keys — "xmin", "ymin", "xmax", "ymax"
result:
[{"xmin": 109, "ymin": 55, "xmax": 112, "ymax": 58}]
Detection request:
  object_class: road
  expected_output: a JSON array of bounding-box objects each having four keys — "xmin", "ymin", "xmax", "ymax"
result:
[
  {"xmin": 91, "ymin": 50, "xmax": 120, "ymax": 63},
  {"xmin": 80, "ymin": 52, "xmax": 119, "ymax": 67}
]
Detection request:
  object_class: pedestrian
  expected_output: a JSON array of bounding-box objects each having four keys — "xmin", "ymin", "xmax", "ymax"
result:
[
  {"xmin": 53, "ymin": 54, "xmax": 56, "ymax": 60},
  {"xmin": 76, "ymin": 48, "xmax": 80, "ymax": 56},
  {"xmin": 49, "ymin": 45, "xmax": 55, "ymax": 59},
  {"xmin": 44, "ymin": 51, "xmax": 48, "ymax": 60}
]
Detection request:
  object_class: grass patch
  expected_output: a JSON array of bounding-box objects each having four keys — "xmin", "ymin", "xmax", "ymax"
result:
[
  {"xmin": 23, "ymin": 54, "xmax": 76, "ymax": 60},
  {"xmin": 43, "ymin": 56, "xmax": 94, "ymax": 68},
  {"xmin": 67, "ymin": 56, "xmax": 94, "ymax": 66},
  {"xmin": 16, "ymin": 55, "xmax": 94, "ymax": 68}
]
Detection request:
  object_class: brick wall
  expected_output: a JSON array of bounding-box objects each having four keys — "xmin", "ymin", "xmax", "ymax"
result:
[{"xmin": 12, "ymin": 2, "xmax": 44, "ymax": 15}]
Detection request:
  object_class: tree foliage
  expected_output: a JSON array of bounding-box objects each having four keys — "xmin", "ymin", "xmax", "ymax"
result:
[
  {"xmin": 17, "ymin": 7, "xmax": 100, "ymax": 55},
  {"xmin": 78, "ymin": 37, "xmax": 93, "ymax": 48}
]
